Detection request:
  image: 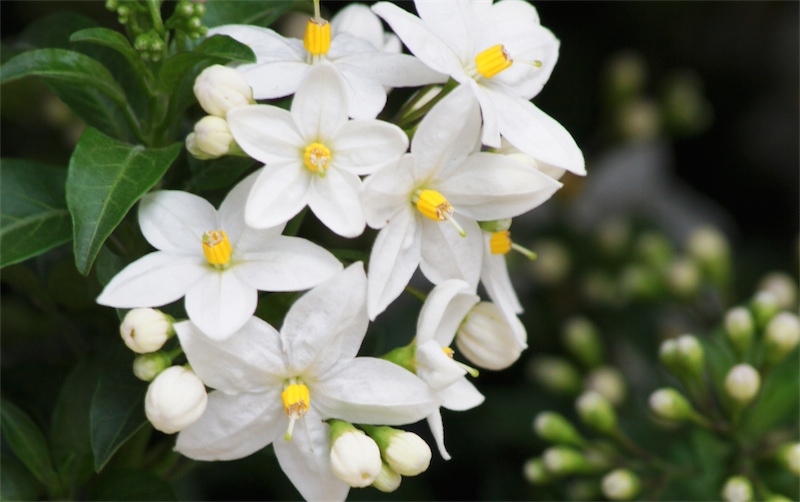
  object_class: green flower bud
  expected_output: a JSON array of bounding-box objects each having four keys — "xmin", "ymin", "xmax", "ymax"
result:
[
  {"xmin": 105, "ymin": 0, "xmax": 119, "ymax": 12},
  {"xmin": 372, "ymin": 462, "xmax": 401, "ymax": 493},
  {"xmin": 561, "ymin": 316, "xmax": 604, "ymax": 369},
  {"xmin": 687, "ymin": 226, "xmax": 731, "ymax": 286},
  {"xmin": 527, "ymin": 356, "xmax": 582, "ymax": 396},
  {"xmin": 750, "ymin": 290, "xmax": 780, "ymax": 329},
  {"xmin": 724, "ymin": 306, "xmax": 754, "ymax": 357},
  {"xmin": 648, "ymin": 388, "xmax": 693, "ymax": 422},
  {"xmin": 585, "ymin": 366, "xmax": 627, "ymax": 406},
  {"xmin": 764, "ymin": 494, "xmax": 793, "ymax": 502},
  {"xmin": 193, "ymin": 3, "xmax": 207, "ymax": 17},
  {"xmin": 775, "ymin": 442, "xmax": 800, "ymax": 476},
  {"xmin": 658, "ymin": 338, "xmax": 681, "ymax": 374},
  {"xmin": 620, "ymin": 263, "xmax": 663, "ymax": 300},
  {"xmin": 522, "ymin": 457, "xmax": 550, "ymax": 485},
  {"xmin": 763, "ymin": 312, "xmax": 800, "ymax": 366},
  {"xmin": 542, "ymin": 446, "xmax": 596, "ymax": 476},
  {"xmin": 380, "ymin": 343, "xmax": 417, "ymax": 374},
  {"xmin": 605, "ymin": 50, "xmax": 647, "ymax": 99},
  {"xmin": 176, "ymin": 2, "xmax": 195, "ymax": 18},
  {"xmin": 132, "ymin": 352, "xmax": 172, "ymax": 382},
  {"xmin": 757, "ymin": 272, "xmax": 798, "ymax": 311},
  {"xmin": 533, "ymin": 412, "xmax": 586, "ymax": 447},
  {"xmin": 601, "ymin": 468, "xmax": 641, "ymax": 501},
  {"xmin": 478, "ymin": 218, "xmax": 512, "ymax": 233},
  {"xmin": 576, "ymin": 391, "xmax": 617, "ymax": 435},
  {"xmin": 724, "ymin": 364, "xmax": 760, "ymax": 405},
  {"xmin": 721, "ymin": 475, "xmax": 753, "ymax": 502},
  {"xmin": 675, "ymin": 334, "xmax": 705, "ymax": 380},
  {"xmin": 666, "ymin": 257, "xmax": 702, "ymax": 298},
  {"xmin": 361, "ymin": 426, "xmax": 431, "ymax": 477}
]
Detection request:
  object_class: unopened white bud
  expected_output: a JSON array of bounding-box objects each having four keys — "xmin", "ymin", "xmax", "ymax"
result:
[
  {"xmin": 757, "ymin": 272, "xmax": 798, "ymax": 310},
  {"xmin": 576, "ymin": 391, "xmax": 617, "ymax": 435},
  {"xmin": 648, "ymin": 388, "xmax": 693, "ymax": 422},
  {"xmin": 193, "ymin": 64, "xmax": 253, "ymax": 117},
  {"xmin": 751, "ymin": 291, "xmax": 780, "ymax": 328},
  {"xmin": 724, "ymin": 307, "xmax": 754, "ymax": 356},
  {"xmin": 330, "ymin": 428, "xmax": 382, "ymax": 487},
  {"xmin": 585, "ymin": 367, "xmax": 627, "ymax": 406},
  {"xmin": 764, "ymin": 312, "xmax": 800, "ymax": 366},
  {"xmin": 382, "ymin": 431, "xmax": 431, "ymax": 477},
  {"xmin": 120, "ymin": 308, "xmax": 173, "ymax": 354},
  {"xmin": 371, "ymin": 462, "xmax": 402, "ymax": 493},
  {"xmin": 186, "ymin": 116, "xmax": 236, "ymax": 159},
  {"xmin": 145, "ymin": 366, "xmax": 207, "ymax": 434},
  {"xmin": 724, "ymin": 364, "xmax": 760, "ymax": 405},
  {"xmin": 721, "ymin": 476, "xmax": 753, "ymax": 502},
  {"xmin": 132, "ymin": 352, "xmax": 172, "ymax": 381},
  {"xmin": 666, "ymin": 258, "xmax": 701, "ymax": 297},
  {"xmin": 523, "ymin": 457, "xmax": 550, "ymax": 485},
  {"xmin": 456, "ymin": 302, "xmax": 524, "ymax": 370},
  {"xmin": 687, "ymin": 226, "xmax": 730, "ymax": 264},
  {"xmin": 601, "ymin": 468, "xmax": 640, "ymax": 500},
  {"xmin": 776, "ymin": 442, "xmax": 800, "ymax": 476}
]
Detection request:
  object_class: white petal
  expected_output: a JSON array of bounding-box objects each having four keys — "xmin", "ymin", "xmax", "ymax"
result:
[
  {"xmin": 226, "ymin": 105, "xmax": 303, "ymax": 163},
  {"xmin": 331, "ymin": 120, "xmax": 408, "ymax": 176},
  {"xmin": 489, "ymin": 25, "xmax": 559, "ymax": 100},
  {"xmin": 292, "ymin": 63, "xmax": 349, "ymax": 141},
  {"xmin": 217, "ymin": 171, "xmax": 267, "ymax": 246},
  {"xmin": 245, "ymin": 162, "xmax": 311, "ymax": 229},
  {"xmin": 333, "ymin": 61, "xmax": 388, "ymax": 120},
  {"xmin": 274, "ymin": 408, "xmax": 350, "ymax": 502},
  {"xmin": 239, "ymin": 61, "xmax": 310, "ymax": 100},
  {"xmin": 414, "ymin": 0, "xmax": 478, "ymax": 58},
  {"xmin": 416, "ymin": 340, "xmax": 466, "ymax": 392},
  {"xmin": 314, "ymin": 357, "xmax": 439, "ymax": 425},
  {"xmin": 331, "ymin": 4, "xmax": 385, "ymax": 49},
  {"xmin": 469, "ymin": 80, "xmax": 501, "ymax": 148},
  {"xmin": 440, "ymin": 378, "xmax": 485, "ymax": 411},
  {"xmin": 366, "ymin": 209, "xmax": 422, "ymax": 320},
  {"xmin": 307, "ymin": 169, "xmax": 366, "ymax": 238},
  {"xmin": 416, "ymin": 280, "xmax": 479, "ymax": 346},
  {"xmin": 419, "ymin": 217, "xmax": 482, "ymax": 288},
  {"xmin": 481, "ymin": 241, "xmax": 523, "ymax": 315},
  {"xmin": 174, "ymin": 318, "xmax": 286, "ymax": 393},
  {"xmin": 96, "ymin": 252, "xmax": 205, "ymax": 308},
  {"xmin": 426, "ymin": 411, "xmax": 450, "ymax": 460},
  {"xmin": 175, "ymin": 389, "xmax": 284, "ymax": 461},
  {"xmin": 350, "ymin": 52, "xmax": 447, "ymax": 88},
  {"xmin": 361, "ymin": 154, "xmax": 417, "ymax": 229},
  {"xmin": 138, "ymin": 191, "xmax": 217, "ymax": 254},
  {"xmin": 184, "ymin": 271, "xmax": 257, "ymax": 340},
  {"xmin": 234, "ymin": 236, "xmax": 342, "ymax": 292},
  {"xmin": 281, "ymin": 263, "xmax": 368, "ymax": 376}
]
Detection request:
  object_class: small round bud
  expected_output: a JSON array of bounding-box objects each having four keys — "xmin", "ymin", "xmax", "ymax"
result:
[
  {"xmin": 371, "ymin": 462, "xmax": 401, "ymax": 493},
  {"xmin": 542, "ymin": 446, "xmax": 593, "ymax": 476},
  {"xmin": 576, "ymin": 391, "xmax": 617, "ymax": 435},
  {"xmin": 687, "ymin": 226, "xmax": 730, "ymax": 265},
  {"xmin": 561, "ymin": 316, "xmax": 604, "ymax": 369},
  {"xmin": 329, "ymin": 424, "xmax": 382, "ymax": 488},
  {"xmin": 527, "ymin": 356, "xmax": 582, "ymax": 396},
  {"xmin": 757, "ymin": 272, "xmax": 798, "ymax": 311},
  {"xmin": 186, "ymin": 116, "xmax": 237, "ymax": 159},
  {"xmin": 193, "ymin": 3, "xmax": 207, "ymax": 17},
  {"xmin": 132, "ymin": 352, "xmax": 172, "ymax": 381},
  {"xmin": 523, "ymin": 458, "xmax": 550, "ymax": 485},
  {"xmin": 775, "ymin": 442, "xmax": 800, "ymax": 476},
  {"xmin": 666, "ymin": 257, "xmax": 702, "ymax": 298},
  {"xmin": 649, "ymin": 388, "xmax": 693, "ymax": 422},
  {"xmin": 763, "ymin": 312, "xmax": 800, "ymax": 366},
  {"xmin": 120, "ymin": 308, "xmax": 174, "ymax": 354},
  {"xmin": 533, "ymin": 412, "xmax": 586, "ymax": 447},
  {"xmin": 145, "ymin": 366, "xmax": 207, "ymax": 434},
  {"xmin": 187, "ymin": 16, "xmax": 202, "ymax": 30},
  {"xmin": 724, "ymin": 307, "xmax": 755, "ymax": 357},
  {"xmin": 585, "ymin": 366, "xmax": 627, "ymax": 406},
  {"xmin": 721, "ymin": 475, "xmax": 753, "ymax": 502},
  {"xmin": 605, "ymin": 51, "xmax": 647, "ymax": 98},
  {"xmin": 658, "ymin": 338, "xmax": 680, "ymax": 373},
  {"xmin": 176, "ymin": 2, "xmax": 195, "ymax": 18},
  {"xmin": 362, "ymin": 426, "xmax": 431, "ymax": 477},
  {"xmin": 105, "ymin": 0, "xmax": 119, "ymax": 12},
  {"xmin": 456, "ymin": 302, "xmax": 524, "ymax": 370},
  {"xmin": 601, "ymin": 468, "xmax": 641, "ymax": 501},
  {"xmin": 751, "ymin": 291, "xmax": 781, "ymax": 328},
  {"xmin": 194, "ymin": 64, "xmax": 254, "ymax": 117},
  {"xmin": 724, "ymin": 364, "xmax": 760, "ymax": 405},
  {"xmin": 676, "ymin": 334, "xmax": 705, "ymax": 379}
]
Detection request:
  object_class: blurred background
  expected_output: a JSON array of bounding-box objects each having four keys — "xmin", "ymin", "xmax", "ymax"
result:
[{"xmin": 1, "ymin": 1, "xmax": 797, "ymax": 500}]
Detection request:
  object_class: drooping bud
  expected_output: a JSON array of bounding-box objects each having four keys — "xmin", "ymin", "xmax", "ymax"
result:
[
  {"xmin": 585, "ymin": 366, "xmax": 627, "ymax": 406},
  {"xmin": 120, "ymin": 308, "xmax": 175, "ymax": 354},
  {"xmin": 542, "ymin": 446, "xmax": 597, "ymax": 476},
  {"xmin": 132, "ymin": 352, "xmax": 172, "ymax": 382},
  {"xmin": 601, "ymin": 468, "xmax": 641, "ymax": 501},
  {"xmin": 371, "ymin": 462, "xmax": 402, "ymax": 493},
  {"xmin": 362, "ymin": 425, "xmax": 431, "ymax": 477},
  {"xmin": 648, "ymin": 388, "xmax": 694, "ymax": 422},
  {"xmin": 522, "ymin": 458, "xmax": 551, "ymax": 485},
  {"xmin": 721, "ymin": 475, "xmax": 753, "ymax": 502},
  {"xmin": 193, "ymin": 64, "xmax": 254, "ymax": 117},
  {"xmin": 724, "ymin": 307, "xmax": 755, "ymax": 358},
  {"xmin": 533, "ymin": 411, "xmax": 586, "ymax": 448},
  {"xmin": 724, "ymin": 364, "xmax": 760, "ymax": 406},
  {"xmin": 456, "ymin": 302, "xmax": 524, "ymax": 370},
  {"xmin": 575, "ymin": 391, "xmax": 618, "ymax": 435},
  {"xmin": 145, "ymin": 366, "xmax": 207, "ymax": 434},
  {"xmin": 561, "ymin": 316, "xmax": 604, "ymax": 369},
  {"xmin": 527, "ymin": 356, "xmax": 582, "ymax": 396},
  {"xmin": 186, "ymin": 116, "xmax": 239, "ymax": 159},
  {"xmin": 328, "ymin": 420, "xmax": 382, "ymax": 488},
  {"xmin": 763, "ymin": 312, "xmax": 800, "ymax": 366}
]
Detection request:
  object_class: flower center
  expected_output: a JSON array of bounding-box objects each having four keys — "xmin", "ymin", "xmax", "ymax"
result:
[
  {"xmin": 282, "ymin": 382, "xmax": 310, "ymax": 441},
  {"xmin": 475, "ymin": 44, "xmax": 512, "ymax": 79},
  {"xmin": 202, "ymin": 230, "xmax": 232, "ymax": 268},
  {"xmin": 412, "ymin": 189, "xmax": 466, "ymax": 237},
  {"xmin": 304, "ymin": 142, "xmax": 331, "ymax": 175},
  {"xmin": 304, "ymin": 19, "xmax": 331, "ymax": 57},
  {"xmin": 441, "ymin": 345, "xmax": 479, "ymax": 377},
  {"xmin": 490, "ymin": 231, "xmax": 512, "ymax": 255}
]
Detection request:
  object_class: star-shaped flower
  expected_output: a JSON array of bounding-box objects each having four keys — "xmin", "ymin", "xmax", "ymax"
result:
[
  {"xmin": 372, "ymin": 0, "xmax": 585, "ymax": 174},
  {"xmin": 362, "ymin": 85, "xmax": 561, "ymax": 319},
  {"xmin": 227, "ymin": 63, "xmax": 409, "ymax": 237},
  {"xmin": 96, "ymin": 173, "xmax": 342, "ymax": 340},
  {"xmin": 173, "ymin": 264, "xmax": 439, "ymax": 501}
]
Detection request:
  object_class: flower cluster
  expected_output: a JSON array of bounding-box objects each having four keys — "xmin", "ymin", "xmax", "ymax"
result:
[{"xmin": 96, "ymin": 1, "xmax": 584, "ymax": 499}]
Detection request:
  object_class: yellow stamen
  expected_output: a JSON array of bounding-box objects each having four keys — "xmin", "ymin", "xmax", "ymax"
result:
[
  {"xmin": 475, "ymin": 44, "xmax": 512, "ymax": 78},
  {"xmin": 281, "ymin": 383, "xmax": 310, "ymax": 441},
  {"xmin": 442, "ymin": 347, "xmax": 455, "ymax": 358},
  {"xmin": 490, "ymin": 231, "xmax": 512, "ymax": 255},
  {"xmin": 202, "ymin": 230, "xmax": 232, "ymax": 267},
  {"xmin": 413, "ymin": 189, "xmax": 466, "ymax": 237},
  {"xmin": 304, "ymin": 142, "xmax": 331, "ymax": 174},
  {"xmin": 304, "ymin": 19, "xmax": 331, "ymax": 56}
]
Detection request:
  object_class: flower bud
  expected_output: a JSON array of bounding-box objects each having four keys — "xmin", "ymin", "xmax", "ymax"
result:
[
  {"xmin": 542, "ymin": 446, "xmax": 595, "ymax": 476},
  {"xmin": 533, "ymin": 412, "xmax": 586, "ymax": 448},
  {"xmin": 658, "ymin": 338, "xmax": 681, "ymax": 374},
  {"xmin": 676, "ymin": 334, "xmax": 705, "ymax": 380},
  {"xmin": 456, "ymin": 302, "xmax": 524, "ymax": 370},
  {"xmin": 329, "ymin": 421, "xmax": 382, "ymax": 488},
  {"xmin": 721, "ymin": 475, "xmax": 753, "ymax": 502},
  {"xmin": 763, "ymin": 312, "xmax": 800, "ymax": 366},
  {"xmin": 620, "ymin": 264, "xmax": 663, "ymax": 300},
  {"xmin": 648, "ymin": 388, "xmax": 693, "ymax": 422},
  {"xmin": 120, "ymin": 308, "xmax": 174, "ymax": 354},
  {"xmin": 527, "ymin": 356, "xmax": 582, "ymax": 396},
  {"xmin": 576, "ymin": 391, "xmax": 617, "ymax": 435},
  {"xmin": 666, "ymin": 257, "xmax": 702, "ymax": 298},
  {"xmin": 750, "ymin": 291, "xmax": 780, "ymax": 329},
  {"xmin": 371, "ymin": 462, "xmax": 401, "ymax": 493},
  {"xmin": 724, "ymin": 307, "xmax": 754, "ymax": 357},
  {"xmin": 601, "ymin": 468, "xmax": 641, "ymax": 501},
  {"xmin": 186, "ymin": 116, "xmax": 237, "ymax": 160},
  {"xmin": 523, "ymin": 457, "xmax": 551, "ymax": 485},
  {"xmin": 362, "ymin": 426, "xmax": 431, "ymax": 477},
  {"xmin": 585, "ymin": 366, "xmax": 627, "ymax": 406},
  {"xmin": 757, "ymin": 272, "xmax": 798, "ymax": 311},
  {"xmin": 193, "ymin": 64, "xmax": 254, "ymax": 117},
  {"xmin": 687, "ymin": 226, "xmax": 731, "ymax": 286},
  {"xmin": 764, "ymin": 494, "xmax": 793, "ymax": 502},
  {"xmin": 775, "ymin": 442, "xmax": 800, "ymax": 476},
  {"xmin": 724, "ymin": 364, "xmax": 760, "ymax": 405},
  {"xmin": 132, "ymin": 352, "xmax": 172, "ymax": 382},
  {"xmin": 145, "ymin": 366, "xmax": 207, "ymax": 434},
  {"xmin": 561, "ymin": 316, "xmax": 604, "ymax": 369}
]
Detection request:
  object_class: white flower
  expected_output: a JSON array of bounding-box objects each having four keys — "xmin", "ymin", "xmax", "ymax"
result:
[
  {"xmin": 331, "ymin": 3, "xmax": 401, "ymax": 54},
  {"xmin": 372, "ymin": 0, "xmax": 585, "ymax": 174},
  {"xmin": 193, "ymin": 64, "xmax": 254, "ymax": 117},
  {"xmin": 96, "ymin": 173, "xmax": 342, "ymax": 340},
  {"xmin": 456, "ymin": 301, "xmax": 525, "ymax": 370},
  {"xmin": 173, "ymin": 264, "xmax": 439, "ymax": 502},
  {"xmin": 362, "ymin": 85, "xmax": 561, "ymax": 319},
  {"xmin": 209, "ymin": 16, "xmax": 445, "ymax": 120},
  {"xmin": 227, "ymin": 63, "xmax": 408, "ymax": 238},
  {"xmin": 145, "ymin": 366, "xmax": 208, "ymax": 434},
  {"xmin": 120, "ymin": 307, "xmax": 173, "ymax": 354},
  {"xmin": 413, "ymin": 279, "xmax": 485, "ymax": 460}
]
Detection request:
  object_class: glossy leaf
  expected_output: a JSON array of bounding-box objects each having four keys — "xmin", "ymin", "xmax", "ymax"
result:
[
  {"xmin": 183, "ymin": 155, "xmax": 255, "ymax": 193},
  {"xmin": 156, "ymin": 34, "xmax": 255, "ymax": 93},
  {"xmin": 1, "ymin": 459, "xmax": 42, "ymax": 502},
  {"xmin": 0, "ymin": 398, "xmax": 60, "ymax": 491},
  {"xmin": 0, "ymin": 159, "xmax": 72, "ymax": 268},
  {"xmin": 66, "ymin": 127, "xmax": 181, "ymax": 275},
  {"xmin": 89, "ymin": 470, "xmax": 178, "ymax": 501},
  {"xmin": 203, "ymin": 0, "xmax": 299, "ymax": 28},
  {"xmin": 70, "ymin": 28, "xmax": 138, "ymax": 67}
]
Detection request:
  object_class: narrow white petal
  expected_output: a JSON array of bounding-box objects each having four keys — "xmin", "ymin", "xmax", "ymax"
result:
[
  {"xmin": 469, "ymin": 80, "xmax": 501, "ymax": 148},
  {"xmin": 226, "ymin": 105, "xmax": 303, "ymax": 163},
  {"xmin": 426, "ymin": 411, "xmax": 450, "ymax": 460},
  {"xmin": 217, "ymin": 171, "xmax": 268, "ymax": 246},
  {"xmin": 238, "ymin": 62, "xmax": 309, "ymax": 100},
  {"xmin": 419, "ymin": 217, "xmax": 482, "ymax": 288},
  {"xmin": 331, "ymin": 120, "xmax": 408, "ymax": 176},
  {"xmin": 307, "ymin": 169, "xmax": 366, "ymax": 238},
  {"xmin": 481, "ymin": 241, "xmax": 523, "ymax": 315},
  {"xmin": 292, "ymin": 63, "xmax": 349, "ymax": 141},
  {"xmin": 96, "ymin": 252, "xmax": 205, "ymax": 308},
  {"xmin": 175, "ymin": 389, "xmax": 283, "ymax": 461},
  {"xmin": 416, "ymin": 340, "xmax": 467, "ymax": 392},
  {"xmin": 334, "ymin": 63, "xmax": 388, "ymax": 120},
  {"xmin": 314, "ymin": 357, "xmax": 440, "ymax": 425},
  {"xmin": 138, "ymin": 191, "xmax": 217, "ymax": 254},
  {"xmin": 348, "ymin": 52, "xmax": 448, "ymax": 88},
  {"xmin": 440, "ymin": 378, "xmax": 485, "ymax": 411},
  {"xmin": 361, "ymin": 154, "xmax": 416, "ymax": 229},
  {"xmin": 184, "ymin": 271, "xmax": 257, "ymax": 340},
  {"xmin": 366, "ymin": 209, "xmax": 422, "ymax": 320},
  {"xmin": 245, "ymin": 162, "xmax": 311, "ymax": 229},
  {"xmin": 416, "ymin": 280, "xmax": 479, "ymax": 346}
]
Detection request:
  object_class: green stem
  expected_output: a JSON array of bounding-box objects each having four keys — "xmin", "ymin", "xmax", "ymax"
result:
[
  {"xmin": 405, "ymin": 285, "xmax": 428, "ymax": 302},
  {"xmin": 145, "ymin": 0, "xmax": 165, "ymax": 36},
  {"xmin": 396, "ymin": 78, "xmax": 460, "ymax": 131}
]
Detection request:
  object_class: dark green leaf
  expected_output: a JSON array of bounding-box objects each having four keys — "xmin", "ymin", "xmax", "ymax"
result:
[
  {"xmin": 89, "ymin": 470, "xmax": 177, "ymax": 501},
  {"xmin": 743, "ymin": 358, "xmax": 799, "ymax": 436},
  {"xmin": 203, "ymin": 0, "xmax": 301, "ymax": 28},
  {"xmin": 66, "ymin": 128, "xmax": 181, "ymax": 275},
  {"xmin": 183, "ymin": 155, "xmax": 255, "ymax": 193},
  {"xmin": 70, "ymin": 28, "xmax": 138, "ymax": 67},
  {"xmin": 0, "ymin": 398, "xmax": 60, "ymax": 491},
  {"xmin": 1, "ymin": 458, "xmax": 42, "ymax": 501},
  {"xmin": 0, "ymin": 159, "xmax": 71, "ymax": 268},
  {"xmin": 17, "ymin": 12, "xmax": 98, "ymax": 50}
]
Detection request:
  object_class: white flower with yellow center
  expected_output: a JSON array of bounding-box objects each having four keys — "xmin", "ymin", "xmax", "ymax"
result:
[
  {"xmin": 173, "ymin": 264, "xmax": 439, "ymax": 502},
  {"xmin": 372, "ymin": 0, "xmax": 585, "ymax": 174},
  {"xmin": 208, "ymin": 5, "xmax": 445, "ymax": 120},
  {"xmin": 227, "ymin": 63, "xmax": 408, "ymax": 238},
  {"xmin": 331, "ymin": 3, "xmax": 401, "ymax": 54},
  {"xmin": 96, "ymin": 173, "xmax": 342, "ymax": 340},
  {"xmin": 362, "ymin": 85, "xmax": 561, "ymax": 319}
]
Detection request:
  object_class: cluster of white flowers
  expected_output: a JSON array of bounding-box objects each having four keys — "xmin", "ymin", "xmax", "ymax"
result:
[{"xmin": 96, "ymin": 1, "xmax": 584, "ymax": 500}]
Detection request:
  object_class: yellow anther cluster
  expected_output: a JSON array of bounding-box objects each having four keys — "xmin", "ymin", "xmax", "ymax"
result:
[
  {"xmin": 304, "ymin": 19, "xmax": 331, "ymax": 56},
  {"xmin": 282, "ymin": 383, "xmax": 310, "ymax": 417},
  {"xmin": 202, "ymin": 230, "xmax": 232, "ymax": 266},
  {"xmin": 475, "ymin": 44, "xmax": 512, "ymax": 78},
  {"xmin": 304, "ymin": 142, "xmax": 331, "ymax": 174},
  {"xmin": 415, "ymin": 189, "xmax": 454, "ymax": 222},
  {"xmin": 442, "ymin": 347, "xmax": 455, "ymax": 358},
  {"xmin": 490, "ymin": 230, "xmax": 512, "ymax": 255}
]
